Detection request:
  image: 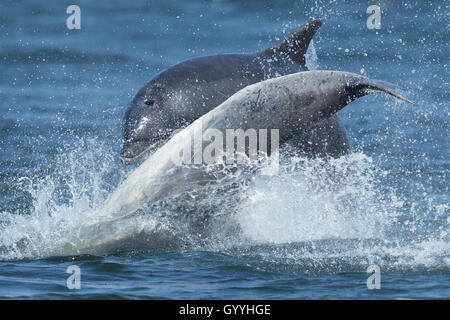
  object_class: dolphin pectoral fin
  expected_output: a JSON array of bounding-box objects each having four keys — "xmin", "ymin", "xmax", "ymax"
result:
[
  {"xmin": 366, "ymin": 80, "xmax": 415, "ymax": 105},
  {"xmin": 349, "ymin": 78, "xmax": 415, "ymax": 105},
  {"xmin": 263, "ymin": 19, "xmax": 322, "ymax": 67}
]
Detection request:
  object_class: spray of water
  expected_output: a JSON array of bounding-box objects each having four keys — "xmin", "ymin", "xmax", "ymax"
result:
[{"xmin": 0, "ymin": 136, "xmax": 447, "ymax": 275}]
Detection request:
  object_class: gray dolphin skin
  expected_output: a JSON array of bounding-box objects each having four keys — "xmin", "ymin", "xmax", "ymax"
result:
[
  {"xmin": 121, "ymin": 19, "xmax": 353, "ymax": 165},
  {"xmin": 103, "ymin": 71, "xmax": 412, "ymax": 215}
]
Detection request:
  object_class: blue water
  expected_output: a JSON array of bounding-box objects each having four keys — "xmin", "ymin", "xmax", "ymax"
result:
[{"xmin": 0, "ymin": 0, "xmax": 448, "ymax": 299}]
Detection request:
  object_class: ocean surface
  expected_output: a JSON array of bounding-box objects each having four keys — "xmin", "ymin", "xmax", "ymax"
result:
[{"xmin": 0, "ymin": 0, "xmax": 448, "ymax": 299}]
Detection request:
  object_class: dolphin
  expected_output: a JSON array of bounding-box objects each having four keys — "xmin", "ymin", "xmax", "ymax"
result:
[
  {"xmin": 120, "ymin": 19, "xmax": 352, "ymax": 164},
  {"xmin": 102, "ymin": 71, "xmax": 412, "ymax": 216}
]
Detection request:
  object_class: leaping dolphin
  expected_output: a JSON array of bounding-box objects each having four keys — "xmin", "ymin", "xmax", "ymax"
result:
[
  {"xmin": 102, "ymin": 71, "xmax": 412, "ymax": 217},
  {"xmin": 120, "ymin": 19, "xmax": 352, "ymax": 164}
]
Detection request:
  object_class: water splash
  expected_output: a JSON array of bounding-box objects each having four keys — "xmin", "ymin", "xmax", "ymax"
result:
[
  {"xmin": 229, "ymin": 153, "xmax": 449, "ymax": 273},
  {"xmin": 237, "ymin": 153, "xmax": 393, "ymax": 243},
  {"xmin": 0, "ymin": 138, "xmax": 448, "ymax": 274}
]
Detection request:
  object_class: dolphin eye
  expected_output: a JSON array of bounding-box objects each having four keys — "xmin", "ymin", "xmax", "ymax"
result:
[{"xmin": 144, "ymin": 99, "xmax": 154, "ymax": 106}]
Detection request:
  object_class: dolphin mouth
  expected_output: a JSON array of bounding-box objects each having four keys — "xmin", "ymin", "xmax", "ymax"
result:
[
  {"xmin": 121, "ymin": 156, "xmax": 135, "ymax": 165},
  {"xmin": 120, "ymin": 140, "xmax": 159, "ymax": 165}
]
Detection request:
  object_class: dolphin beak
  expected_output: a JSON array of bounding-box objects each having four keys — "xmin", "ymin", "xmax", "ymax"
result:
[
  {"xmin": 121, "ymin": 156, "xmax": 134, "ymax": 165},
  {"xmin": 120, "ymin": 148, "xmax": 136, "ymax": 165},
  {"xmin": 120, "ymin": 140, "xmax": 159, "ymax": 165},
  {"xmin": 120, "ymin": 141, "xmax": 143, "ymax": 165}
]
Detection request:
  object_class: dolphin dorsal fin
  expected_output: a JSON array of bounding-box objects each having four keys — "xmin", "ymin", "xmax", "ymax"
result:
[{"xmin": 263, "ymin": 19, "xmax": 322, "ymax": 67}]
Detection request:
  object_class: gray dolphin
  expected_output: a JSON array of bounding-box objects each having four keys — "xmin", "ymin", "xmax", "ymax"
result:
[
  {"xmin": 121, "ymin": 19, "xmax": 352, "ymax": 164},
  {"xmin": 103, "ymin": 71, "xmax": 412, "ymax": 215}
]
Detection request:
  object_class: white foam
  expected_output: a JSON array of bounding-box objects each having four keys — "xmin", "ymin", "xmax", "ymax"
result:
[{"xmin": 0, "ymin": 139, "xmax": 447, "ymax": 273}]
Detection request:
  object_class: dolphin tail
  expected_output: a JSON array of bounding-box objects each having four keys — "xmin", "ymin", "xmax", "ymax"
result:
[
  {"xmin": 349, "ymin": 77, "xmax": 415, "ymax": 105},
  {"xmin": 263, "ymin": 19, "xmax": 322, "ymax": 68}
]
